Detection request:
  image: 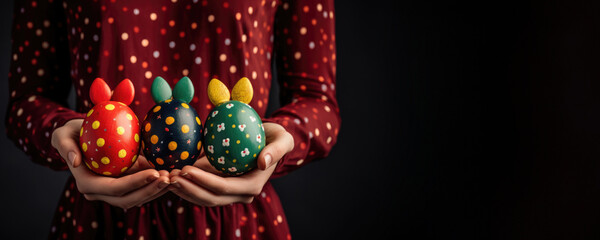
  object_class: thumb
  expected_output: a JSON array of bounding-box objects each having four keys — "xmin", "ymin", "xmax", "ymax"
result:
[
  {"xmin": 54, "ymin": 137, "xmax": 83, "ymax": 168},
  {"xmin": 257, "ymin": 132, "xmax": 294, "ymax": 170},
  {"xmin": 51, "ymin": 123, "xmax": 84, "ymax": 168}
]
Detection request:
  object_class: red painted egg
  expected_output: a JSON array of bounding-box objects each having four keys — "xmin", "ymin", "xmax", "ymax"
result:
[{"xmin": 79, "ymin": 78, "xmax": 140, "ymax": 177}]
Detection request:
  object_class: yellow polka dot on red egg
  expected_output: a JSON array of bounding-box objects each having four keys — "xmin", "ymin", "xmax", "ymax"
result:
[
  {"xmin": 82, "ymin": 143, "xmax": 87, "ymax": 152},
  {"xmin": 134, "ymin": 133, "xmax": 139, "ymax": 142},
  {"xmin": 101, "ymin": 157, "xmax": 110, "ymax": 164},
  {"xmin": 117, "ymin": 126, "xmax": 125, "ymax": 135},
  {"xmin": 92, "ymin": 121, "xmax": 100, "ymax": 129},
  {"xmin": 126, "ymin": 114, "xmax": 133, "ymax": 120},
  {"xmin": 97, "ymin": 138, "xmax": 105, "ymax": 147},
  {"xmin": 87, "ymin": 109, "xmax": 94, "ymax": 117},
  {"xmin": 105, "ymin": 104, "xmax": 115, "ymax": 110},
  {"xmin": 181, "ymin": 125, "xmax": 189, "ymax": 133},
  {"xmin": 118, "ymin": 149, "xmax": 127, "ymax": 158},
  {"xmin": 181, "ymin": 151, "xmax": 189, "ymax": 160},
  {"xmin": 145, "ymin": 123, "xmax": 151, "ymax": 131},
  {"xmin": 103, "ymin": 171, "xmax": 112, "ymax": 176},
  {"xmin": 80, "ymin": 128, "xmax": 83, "ymax": 137},
  {"xmin": 166, "ymin": 116, "xmax": 175, "ymax": 125},
  {"xmin": 153, "ymin": 106, "xmax": 161, "ymax": 112},
  {"xmin": 151, "ymin": 135, "xmax": 159, "ymax": 144},
  {"xmin": 132, "ymin": 155, "xmax": 138, "ymax": 163},
  {"xmin": 168, "ymin": 141, "xmax": 177, "ymax": 151},
  {"xmin": 121, "ymin": 167, "xmax": 128, "ymax": 173},
  {"xmin": 156, "ymin": 158, "xmax": 164, "ymax": 165},
  {"xmin": 91, "ymin": 161, "xmax": 99, "ymax": 168}
]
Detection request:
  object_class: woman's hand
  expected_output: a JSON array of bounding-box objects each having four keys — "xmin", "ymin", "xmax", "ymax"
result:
[
  {"xmin": 51, "ymin": 119, "xmax": 170, "ymax": 210},
  {"xmin": 168, "ymin": 122, "xmax": 294, "ymax": 207}
]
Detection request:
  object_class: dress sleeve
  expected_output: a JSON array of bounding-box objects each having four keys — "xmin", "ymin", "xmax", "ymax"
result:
[
  {"xmin": 266, "ymin": 0, "xmax": 340, "ymax": 178},
  {"xmin": 5, "ymin": 0, "xmax": 84, "ymax": 171}
]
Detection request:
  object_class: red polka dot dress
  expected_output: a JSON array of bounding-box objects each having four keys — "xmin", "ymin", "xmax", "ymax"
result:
[{"xmin": 6, "ymin": 0, "xmax": 339, "ymax": 239}]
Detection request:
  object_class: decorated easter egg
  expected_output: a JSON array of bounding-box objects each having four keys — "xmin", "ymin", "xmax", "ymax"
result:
[
  {"xmin": 141, "ymin": 76, "xmax": 203, "ymax": 170},
  {"xmin": 203, "ymin": 78, "xmax": 265, "ymax": 176},
  {"xmin": 80, "ymin": 78, "xmax": 140, "ymax": 177}
]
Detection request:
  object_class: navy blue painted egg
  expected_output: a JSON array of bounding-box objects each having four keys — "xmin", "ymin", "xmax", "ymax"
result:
[{"xmin": 141, "ymin": 99, "xmax": 203, "ymax": 170}]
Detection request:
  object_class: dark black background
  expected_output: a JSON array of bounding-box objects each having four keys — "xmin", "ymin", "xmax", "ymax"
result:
[{"xmin": 2, "ymin": 0, "xmax": 600, "ymax": 239}]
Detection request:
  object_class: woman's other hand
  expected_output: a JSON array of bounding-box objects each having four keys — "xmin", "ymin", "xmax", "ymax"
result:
[{"xmin": 168, "ymin": 122, "xmax": 294, "ymax": 206}]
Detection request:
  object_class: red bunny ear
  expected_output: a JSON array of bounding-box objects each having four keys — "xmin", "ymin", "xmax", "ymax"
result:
[
  {"xmin": 90, "ymin": 78, "xmax": 112, "ymax": 105},
  {"xmin": 112, "ymin": 79, "xmax": 135, "ymax": 105}
]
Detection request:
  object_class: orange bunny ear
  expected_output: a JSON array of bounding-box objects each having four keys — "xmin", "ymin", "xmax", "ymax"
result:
[
  {"xmin": 112, "ymin": 79, "xmax": 135, "ymax": 105},
  {"xmin": 90, "ymin": 78, "xmax": 111, "ymax": 105}
]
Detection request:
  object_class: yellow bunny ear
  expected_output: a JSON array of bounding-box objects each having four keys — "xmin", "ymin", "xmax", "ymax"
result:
[
  {"xmin": 231, "ymin": 77, "xmax": 253, "ymax": 104},
  {"xmin": 207, "ymin": 78, "xmax": 230, "ymax": 106}
]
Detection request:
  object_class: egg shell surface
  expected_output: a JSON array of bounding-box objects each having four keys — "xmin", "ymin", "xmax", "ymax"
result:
[
  {"xmin": 80, "ymin": 101, "xmax": 141, "ymax": 177},
  {"xmin": 203, "ymin": 100, "xmax": 264, "ymax": 176}
]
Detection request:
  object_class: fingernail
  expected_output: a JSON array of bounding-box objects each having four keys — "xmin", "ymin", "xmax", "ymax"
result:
[
  {"xmin": 67, "ymin": 152, "xmax": 76, "ymax": 166},
  {"xmin": 171, "ymin": 180, "xmax": 181, "ymax": 189},
  {"xmin": 158, "ymin": 180, "xmax": 170, "ymax": 189},
  {"xmin": 146, "ymin": 174, "xmax": 159, "ymax": 183},
  {"xmin": 264, "ymin": 154, "xmax": 272, "ymax": 168},
  {"xmin": 180, "ymin": 172, "xmax": 190, "ymax": 178}
]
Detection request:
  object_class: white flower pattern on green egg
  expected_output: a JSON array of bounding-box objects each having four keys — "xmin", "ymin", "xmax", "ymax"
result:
[{"xmin": 222, "ymin": 138, "xmax": 230, "ymax": 146}]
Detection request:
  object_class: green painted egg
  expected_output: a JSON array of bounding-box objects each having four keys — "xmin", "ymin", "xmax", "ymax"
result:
[{"xmin": 203, "ymin": 100, "xmax": 264, "ymax": 176}]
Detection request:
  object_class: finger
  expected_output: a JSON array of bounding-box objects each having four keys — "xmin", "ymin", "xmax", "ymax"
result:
[
  {"xmin": 192, "ymin": 157, "xmax": 223, "ymax": 175},
  {"xmin": 168, "ymin": 186, "xmax": 200, "ymax": 205},
  {"xmin": 78, "ymin": 169, "xmax": 160, "ymax": 196},
  {"xmin": 52, "ymin": 126, "xmax": 83, "ymax": 168},
  {"xmin": 169, "ymin": 176, "xmax": 253, "ymax": 207},
  {"xmin": 169, "ymin": 169, "xmax": 182, "ymax": 179},
  {"xmin": 158, "ymin": 170, "xmax": 170, "ymax": 177},
  {"xmin": 85, "ymin": 176, "xmax": 170, "ymax": 210},
  {"xmin": 257, "ymin": 132, "xmax": 294, "ymax": 170},
  {"xmin": 136, "ymin": 187, "xmax": 170, "ymax": 207},
  {"xmin": 179, "ymin": 165, "xmax": 271, "ymax": 196}
]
